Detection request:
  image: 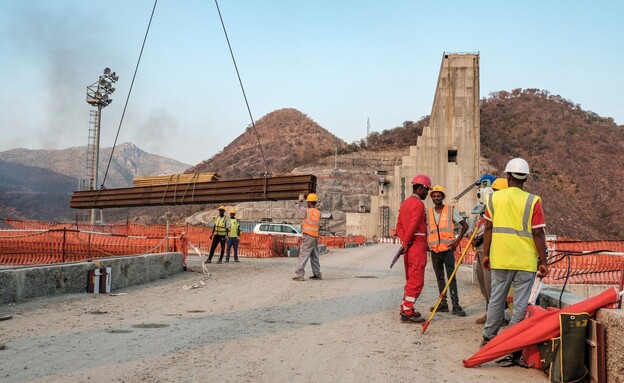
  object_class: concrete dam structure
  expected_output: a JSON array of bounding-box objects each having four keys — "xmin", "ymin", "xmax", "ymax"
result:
[{"xmin": 347, "ymin": 52, "xmax": 481, "ymax": 238}]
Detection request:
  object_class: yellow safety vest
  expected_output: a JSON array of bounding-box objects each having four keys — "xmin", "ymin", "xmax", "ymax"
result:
[
  {"xmin": 228, "ymin": 218, "xmax": 239, "ymax": 238},
  {"xmin": 214, "ymin": 215, "xmax": 228, "ymax": 236},
  {"xmin": 486, "ymin": 187, "xmax": 540, "ymax": 272},
  {"xmin": 302, "ymin": 208, "xmax": 321, "ymax": 237},
  {"xmin": 427, "ymin": 205, "xmax": 455, "ymax": 253}
]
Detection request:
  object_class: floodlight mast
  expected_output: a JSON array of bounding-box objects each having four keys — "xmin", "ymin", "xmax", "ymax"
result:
[{"xmin": 85, "ymin": 68, "xmax": 118, "ymax": 224}]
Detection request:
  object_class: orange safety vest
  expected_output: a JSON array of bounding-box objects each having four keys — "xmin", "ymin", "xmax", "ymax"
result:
[
  {"xmin": 302, "ymin": 208, "xmax": 321, "ymax": 237},
  {"xmin": 427, "ymin": 205, "xmax": 455, "ymax": 253}
]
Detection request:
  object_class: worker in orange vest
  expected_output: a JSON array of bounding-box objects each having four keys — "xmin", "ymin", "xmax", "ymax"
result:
[
  {"xmin": 427, "ymin": 185, "xmax": 469, "ymax": 316},
  {"xmin": 292, "ymin": 193, "xmax": 322, "ymax": 281},
  {"xmin": 395, "ymin": 174, "xmax": 431, "ymax": 323}
]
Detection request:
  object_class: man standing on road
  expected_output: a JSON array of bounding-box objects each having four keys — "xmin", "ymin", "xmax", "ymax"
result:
[
  {"xmin": 481, "ymin": 158, "xmax": 549, "ymax": 346},
  {"xmin": 395, "ymin": 174, "xmax": 431, "ymax": 324},
  {"xmin": 472, "ymin": 177, "xmax": 507, "ymax": 324},
  {"xmin": 225, "ymin": 209, "xmax": 241, "ymax": 263},
  {"xmin": 427, "ymin": 185, "xmax": 469, "ymax": 317},
  {"xmin": 206, "ymin": 205, "xmax": 230, "ymax": 264},
  {"xmin": 292, "ymin": 193, "xmax": 322, "ymax": 281}
]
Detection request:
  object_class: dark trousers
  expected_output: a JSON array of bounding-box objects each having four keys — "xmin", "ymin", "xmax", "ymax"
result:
[
  {"xmin": 430, "ymin": 249, "xmax": 460, "ymax": 306},
  {"xmin": 208, "ymin": 234, "xmax": 226, "ymax": 261},
  {"xmin": 226, "ymin": 237, "xmax": 239, "ymax": 261}
]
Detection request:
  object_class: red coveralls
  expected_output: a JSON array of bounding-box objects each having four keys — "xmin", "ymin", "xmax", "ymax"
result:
[{"xmin": 396, "ymin": 195, "xmax": 428, "ymax": 316}]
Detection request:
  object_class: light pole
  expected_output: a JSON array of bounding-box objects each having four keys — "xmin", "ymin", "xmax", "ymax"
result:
[{"xmin": 86, "ymin": 68, "xmax": 118, "ymax": 224}]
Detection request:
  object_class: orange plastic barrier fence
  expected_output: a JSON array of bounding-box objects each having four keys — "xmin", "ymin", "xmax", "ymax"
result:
[{"xmin": 0, "ymin": 227, "xmax": 179, "ymax": 266}]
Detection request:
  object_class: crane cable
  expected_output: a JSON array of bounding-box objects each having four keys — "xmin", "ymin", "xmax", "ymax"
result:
[
  {"xmin": 214, "ymin": 0, "xmax": 271, "ymax": 177},
  {"xmin": 100, "ymin": 0, "xmax": 159, "ymax": 189}
]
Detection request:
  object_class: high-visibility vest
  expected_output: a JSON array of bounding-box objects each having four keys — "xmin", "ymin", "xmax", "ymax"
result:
[
  {"xmin": 486, "ymin": 187, "xmax": 540, "ymax": 272},
  {"xmin": 228, "ymin": 218, "xmax": 239, "ymax": 238},
  {"xmin": 427, "ymin": 205, "xmax": 455, "ymax": 253},
  {"xmin": 214, "ymin": 215, "xmax": 228, "ymax": 236},
  {"xmin": 302, "ymin": 208, "xmax": 321, "ymax": 237}
]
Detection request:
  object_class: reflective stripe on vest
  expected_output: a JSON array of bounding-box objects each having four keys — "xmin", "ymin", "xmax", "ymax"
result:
[
  {"xmin": 228, "ymin": 218, "xmax": 239, "ymax": 238},
  {"xmin": 427, "ymin": 205, "xmax": 455, "ymax": 253},
  {"xmin": 302, "ymin": 208, "xmax": 321, "ymax": 237},
  {"xmin": 214, "ymin": 215, "xmax": 228, "ymax": 236},
  {"xmin": 487, "ymin": 187, "xmax": 540, "ymax": 272}
]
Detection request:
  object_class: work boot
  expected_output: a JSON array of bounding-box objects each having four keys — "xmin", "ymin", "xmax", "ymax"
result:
[
  {"xmin": 292, "ymin": 276, "xmax": 304, "ymax": 281},
  {"xmin": 452, "ymin": 305, "xmax": 467, "ymax": 317},
  {"xmin": 234, "ymin": 259, "xmax": 239, "ymax": 263},
  {"xmin": 401, "ymin": 313, "xmax": 425, "ymax": 323},
  {"xmin": 480, "ymin": 336, "xmax": 491, "ymax": 348},
  {"xmin": 216, "ymin": 260, "xmax": 222, "ymax": 264},
  {"xmin": 430, "ymin": 302, "xmax": 449, "ymax": 312},
  {"xmin": 309, "ymin": 274, "xmax": 323, "ymax": 280},
  {"xmin": 475, "ymin": 314, "xmax": 487, "ymax": 324},
  {"xmin": 204, "ymin": 259, "xmax": 211, "ymax": 264}
]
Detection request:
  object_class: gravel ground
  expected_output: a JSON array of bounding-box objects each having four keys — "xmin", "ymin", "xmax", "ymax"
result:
[{"xmin": 0, "ymin": 244, "xmax": 547, "ymax": 382}]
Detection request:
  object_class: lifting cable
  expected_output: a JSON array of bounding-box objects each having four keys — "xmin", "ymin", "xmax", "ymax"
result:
[
  {"xmin": 214, "ymin": 0, "xmax": 271, "ymax": 177},
  {"xmin": 100, "ymin": 0, "xmax": 159, "ymax": 189}
]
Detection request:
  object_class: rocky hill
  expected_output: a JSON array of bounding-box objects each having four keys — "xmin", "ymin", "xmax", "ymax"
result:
[
  {"xmin": 188, "ymin": 108, "xmax": 347, "ymax": 179},
  {"xmin": 479, "ymin": 89, "xmax": 624, "ymax": 239}
]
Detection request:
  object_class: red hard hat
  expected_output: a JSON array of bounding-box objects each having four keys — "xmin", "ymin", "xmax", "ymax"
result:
[{"xmin": 411, "ymin": 174, "xmax": 432, "ymax": 188}]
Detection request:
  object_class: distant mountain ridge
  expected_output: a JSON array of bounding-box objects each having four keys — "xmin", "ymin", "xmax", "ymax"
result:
[
  {"xmin": 0, "ymin": 142, "xmax": 190, "ymax": 189},
  {"xmin": 0, "ymin": 143, "xmax": 191, "ymax": 221}
]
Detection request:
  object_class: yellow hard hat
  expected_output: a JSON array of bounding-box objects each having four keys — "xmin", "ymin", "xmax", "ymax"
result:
[
  {"xmin": 230, "ymin": 209, "xmax": 236, "ymax": 214},
  {"xmin": 218, "ymin": 205, "xmax": 225, "ymax": 210},
  {"xmin": 429, "ymin": 185, "xmax": 446, "ymax": 198},
  {"xmin": 492, "ymin": 178, "xmax": 508, "ymax": 191},
  {"xmin": 306, "ymin": 193, "xmax": 318, "ymax": 202}
]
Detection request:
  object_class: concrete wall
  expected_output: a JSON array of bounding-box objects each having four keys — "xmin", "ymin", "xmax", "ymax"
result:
[{"xmin": 0, "ymin": 252, "xmax": 184, "ymax": 305}]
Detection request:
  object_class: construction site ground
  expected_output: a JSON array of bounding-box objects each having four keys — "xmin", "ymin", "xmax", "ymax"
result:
[{"xmin": 0, "ymin": 244, "xmax": 547, "ymax": 383}]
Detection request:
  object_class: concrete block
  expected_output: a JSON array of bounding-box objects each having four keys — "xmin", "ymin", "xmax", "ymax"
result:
[
  {"xmin": 597, "ymin": 308, "xmax": 624, "ymax": 383},
  {"xmin": 0, "ymin": 252, "xmax": 184, "ymax": 304}
]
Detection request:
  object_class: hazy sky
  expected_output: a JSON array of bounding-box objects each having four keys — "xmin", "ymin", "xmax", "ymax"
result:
[{"xmin": 1, "ymin": 1, "xmax": 622, "ymax": 165}]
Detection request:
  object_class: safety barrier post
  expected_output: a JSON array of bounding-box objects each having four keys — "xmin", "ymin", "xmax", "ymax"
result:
[{"xmin": 62, "ymin": 228, "xmax": 67, "ymax": 263}]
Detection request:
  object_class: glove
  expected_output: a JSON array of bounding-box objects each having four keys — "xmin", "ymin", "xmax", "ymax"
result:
[
  {"xmin": 298, "ymin": 193, "xmax": 305, "ymax": 203},
  {"xmin": 210, "ymin": 234, "xmax": 214, "ymax": 240}
]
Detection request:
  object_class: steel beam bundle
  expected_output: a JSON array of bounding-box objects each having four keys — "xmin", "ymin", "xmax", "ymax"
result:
[{"xmin": 70, "ymin": 174, "xmax": 317, "ymax": 209}]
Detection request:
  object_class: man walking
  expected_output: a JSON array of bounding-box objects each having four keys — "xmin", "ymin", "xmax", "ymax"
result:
[
  {"xmin": 427, "ymin": 185, "xmax": 469, "ymax": 316},
  {"xmin": 395, "ymin": 174, "xmax": 431, "ymax": 324},
  {"xmin": 481, "ymin": 158, "xmax": 549, "ymax": 346},
  {"xmin": 207, "ymin": 205, "xmax": 230, "ymax": 264},
  {"xmin": 225, "ymin": 208, "xmax": 241, "ymax": 263},
  {"xmin": 292, "ymin": 193, "xmax": 322, "ymax": 281}
]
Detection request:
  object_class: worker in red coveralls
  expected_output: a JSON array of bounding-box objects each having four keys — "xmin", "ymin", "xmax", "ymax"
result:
[{"xmin": 395, "ymin": 174, "xmax": 431, "ymax": 323}]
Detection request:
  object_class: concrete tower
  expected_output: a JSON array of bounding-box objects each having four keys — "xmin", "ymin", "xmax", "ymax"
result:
[{"xmin": 346, "ymin": 52, "xmax": 480, "ymax": 238}]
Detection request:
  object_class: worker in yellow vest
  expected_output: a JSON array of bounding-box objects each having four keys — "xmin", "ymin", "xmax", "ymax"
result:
[
  {"xmin": 427, "ymin": 185, "xmax": 469, "ymax": 316},
  {"xmin": 292, "ymin": 193, "xmax": 322, "ymax": 281},
  {"xmin": 207, "ymin": 205, "xmax": 230, "ymax": 264},
  {"xmin": 226, "ymin": 209, "xmax": 241, "ymax": 263},
  {"xmin": 481, "ymin": 158, "xmax": 549, "ymax": 348}
]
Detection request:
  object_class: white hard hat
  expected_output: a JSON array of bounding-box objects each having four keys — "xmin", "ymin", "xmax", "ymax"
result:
[{"xmin": 504, "ymin": 158, "xmax": 530, "ymax": 179}]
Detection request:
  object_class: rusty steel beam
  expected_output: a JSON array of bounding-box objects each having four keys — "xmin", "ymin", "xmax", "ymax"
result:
[{"xmin": 70, "ymin": 174, "xmax": 317, "ymax": 209}]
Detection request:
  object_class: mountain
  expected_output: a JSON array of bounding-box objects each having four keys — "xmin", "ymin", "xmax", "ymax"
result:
[
  {"xmin": 188, "ymin": 108, "xmax": 347, "ymax": 179},
  {"xmin": 479, "ymin": 89, "xmax": 624, "ymax": 240},
  {"xmin": 0, "ymin": 142, "xmax": 191, "ymax": 189},
  {"xmin": 0, "ymin": 159, "xmax": 76, "ymax": 221},
  {"xmin": 0, "ymin": 143, "xmax": 191, "ymax": 221}
]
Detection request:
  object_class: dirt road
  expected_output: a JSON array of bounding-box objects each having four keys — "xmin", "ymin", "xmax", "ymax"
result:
[{"xmin": 0, "ymin": 244, "xmax": 546, "ymax": 382}]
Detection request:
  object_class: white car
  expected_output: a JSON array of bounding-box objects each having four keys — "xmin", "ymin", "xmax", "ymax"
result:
[{"xmin": 253, "ymin": 223, "xmax": 302, "ymax": 237}]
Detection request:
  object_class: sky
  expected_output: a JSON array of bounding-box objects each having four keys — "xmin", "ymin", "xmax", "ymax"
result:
[{"xmin": 1, "ymin": 1, "xmax": 623, "ymax": 166}]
